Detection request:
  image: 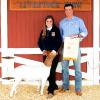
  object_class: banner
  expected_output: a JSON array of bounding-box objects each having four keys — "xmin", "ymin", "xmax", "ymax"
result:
[
  {"xmin": 63, "ymin": 37, "xmax": 80, "ymax": 60},
  {"xmin": 10, "ymin": 0, "xmax": 91, "ymax": 11}
]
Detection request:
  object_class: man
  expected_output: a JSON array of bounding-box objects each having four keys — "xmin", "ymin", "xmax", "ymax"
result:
[{"xmin": 59, "ymin": 3, "xmax": 88, "ymax": 96}]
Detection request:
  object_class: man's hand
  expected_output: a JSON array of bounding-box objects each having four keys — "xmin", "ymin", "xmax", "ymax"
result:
[
  {"xmin": 70, "ymin": 34, "xmax": 79, "ymax": 39},
  {"xmin": 70, "ymin": 34, "xmax": 84, "ymax": 39},
  {"xmin": 78, "ymin": 34, "xmax": 84, "ymax": 38}
]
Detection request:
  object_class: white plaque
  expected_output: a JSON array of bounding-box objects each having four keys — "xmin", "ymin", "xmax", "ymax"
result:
[{"xmin": 63, "ymin": 37, "xmax": 80, "ymax": 60}]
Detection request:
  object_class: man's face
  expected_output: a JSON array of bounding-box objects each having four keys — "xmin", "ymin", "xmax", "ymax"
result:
[{"xmin": 65, "ymin": 6, "xmax": 73, "ymax": 18}]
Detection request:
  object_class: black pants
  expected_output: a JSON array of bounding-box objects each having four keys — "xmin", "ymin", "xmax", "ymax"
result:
[{"xmin": 43, "ymin": 54, "xmax": 59, "ymax": 94}]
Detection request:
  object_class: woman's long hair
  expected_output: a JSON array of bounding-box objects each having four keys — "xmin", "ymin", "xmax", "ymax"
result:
[{"xmin": 42, "ymin": 15, "xmax": 55, "ymax": 38}]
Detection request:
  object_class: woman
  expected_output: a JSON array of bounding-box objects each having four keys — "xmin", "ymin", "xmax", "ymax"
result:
[{"xmin": 38, "ymin": 15, "xmax": 62, "ymax": 98}]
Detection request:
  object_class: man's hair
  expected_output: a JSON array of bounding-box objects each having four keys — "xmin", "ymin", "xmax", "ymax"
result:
[{"xmin": 64, "ymin": 3, "xmax": 74, "ymax": 9}]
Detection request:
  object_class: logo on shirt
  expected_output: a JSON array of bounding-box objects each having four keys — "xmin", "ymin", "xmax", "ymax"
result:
[
  {"xmin": 72, "ymin": 22, "xmax": 78, "ymax": 27},
  {"xmin": 51, "ymin": 32, "xmax": 55, "ymax": 37}
]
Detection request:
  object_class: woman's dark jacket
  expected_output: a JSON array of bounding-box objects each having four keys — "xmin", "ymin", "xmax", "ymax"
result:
[{"xmin": 38, "ymin": 25, "xmax": 62, "ymax": 52}]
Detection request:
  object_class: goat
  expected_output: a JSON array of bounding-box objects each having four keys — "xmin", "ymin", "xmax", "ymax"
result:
[{"xmin": 10, "ymin": 63, "xmax": 51, "ymax": 97}]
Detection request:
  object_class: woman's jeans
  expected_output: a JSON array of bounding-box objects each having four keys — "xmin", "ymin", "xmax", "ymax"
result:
[{"xmin": 62, "ymin": 49, "xmax": 82, "ymax": 91}]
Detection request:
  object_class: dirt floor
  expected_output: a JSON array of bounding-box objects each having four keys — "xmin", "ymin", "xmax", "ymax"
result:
[{"xmin": 1, "ymin": 83, "xmax": 100, "ymax": 100}]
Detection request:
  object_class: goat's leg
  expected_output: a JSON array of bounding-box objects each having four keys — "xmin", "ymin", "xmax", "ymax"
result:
[
  {"xmin": 36, "ymin": 80, "xmax": 41, "ymax": 92},
  {"xmin": 9, "ymin": 78, "xmax": 21, "ymax": 97},
  {"xmin": 40, "ymin": 78, "xmax": 47, "ymax": 95}
]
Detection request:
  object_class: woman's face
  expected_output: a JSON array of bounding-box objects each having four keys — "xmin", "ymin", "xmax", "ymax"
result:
[{"xmin": 46, "ymin": 18, "xmax": 53, "ymax": 28}]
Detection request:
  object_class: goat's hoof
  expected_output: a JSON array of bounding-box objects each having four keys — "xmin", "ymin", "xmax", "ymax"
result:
[
  {"xmin": 46, "ymin": 93, "xmax": 54, "ymax": 99},
  {"xmin": 40, "ymin": 93, "xmax": 43, "ymax": 96},
  {"xmin": 9, "ymin": 94, "xmax": 13, "ymax": 98},
  {"xmin": 9, "ymin": 93, "xmax": 13, "ymax": 98},
  {"xmin": 36, "ymin": 89, "xmax": 40, "ymax": 92}
]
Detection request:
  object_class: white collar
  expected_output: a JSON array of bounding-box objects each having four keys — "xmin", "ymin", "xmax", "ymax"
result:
[{"xmin": 47, "ymin": 26, "xmax": 52, "ymax": 31}]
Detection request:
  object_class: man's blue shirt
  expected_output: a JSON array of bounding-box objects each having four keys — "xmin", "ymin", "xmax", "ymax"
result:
[{"xmin": 59, "ymin": 16, "xmax": 88, "ymax": 40}]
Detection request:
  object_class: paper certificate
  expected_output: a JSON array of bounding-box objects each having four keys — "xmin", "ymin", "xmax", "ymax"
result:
[{"xmin": 63, "ymin": 37, "xmax": 80, "ymax": 60}]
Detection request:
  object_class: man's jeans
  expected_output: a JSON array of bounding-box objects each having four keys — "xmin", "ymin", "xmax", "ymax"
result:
[{"xmin": 62, "ymin": 49, "xmax": 82, "ymax": 91}]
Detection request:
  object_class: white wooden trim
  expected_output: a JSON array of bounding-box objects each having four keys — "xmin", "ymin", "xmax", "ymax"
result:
[
  {"xmin": 8, "ymin": 48, "xmax": 42, "ymax": 54},
  {"xmin": 93, "ymin": 0, "xmax": 100, "ymax": 85},
  {"xmin": 86, "ymin": 49, "xmax": 94, "ymax": 81},
  {"xmin": 1, "ymin": 0, "xmax": 10, "ymax": 78},
  {"xmin": 14, "ymin": 56, "xmax": 42, "ymax": 65},
  {"xmin": 1, "ymin": 0, "xmax": 8, "ymax": 56},
  {"xmin": 0, "ymin": 47, "xmax": 95, "ymax": 55},
  {"xmin": 1, "ymin": 47, "xmax": 93, "ymax": 54}
]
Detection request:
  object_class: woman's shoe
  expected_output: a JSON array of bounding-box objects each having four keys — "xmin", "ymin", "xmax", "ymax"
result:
[
  {"xmin": 54, "ymin": 84, "xmax": 58, "ymax": 90},
  {"xmin": 47, "ymin": 93, "xmax": 54, "ymax": 99}
]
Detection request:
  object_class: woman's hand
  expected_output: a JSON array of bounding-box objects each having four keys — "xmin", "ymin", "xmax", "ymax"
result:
[
  {"xmin": 43, "ymin": 50, "xmax": 48, "ymax": 55},
  {"xmin": 49, "ymin": 50, "xmax": 57, "ymax": 58},
  {"xmin": 44, "ymin": 50, "xmax": 57, "ymax": 66}
]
